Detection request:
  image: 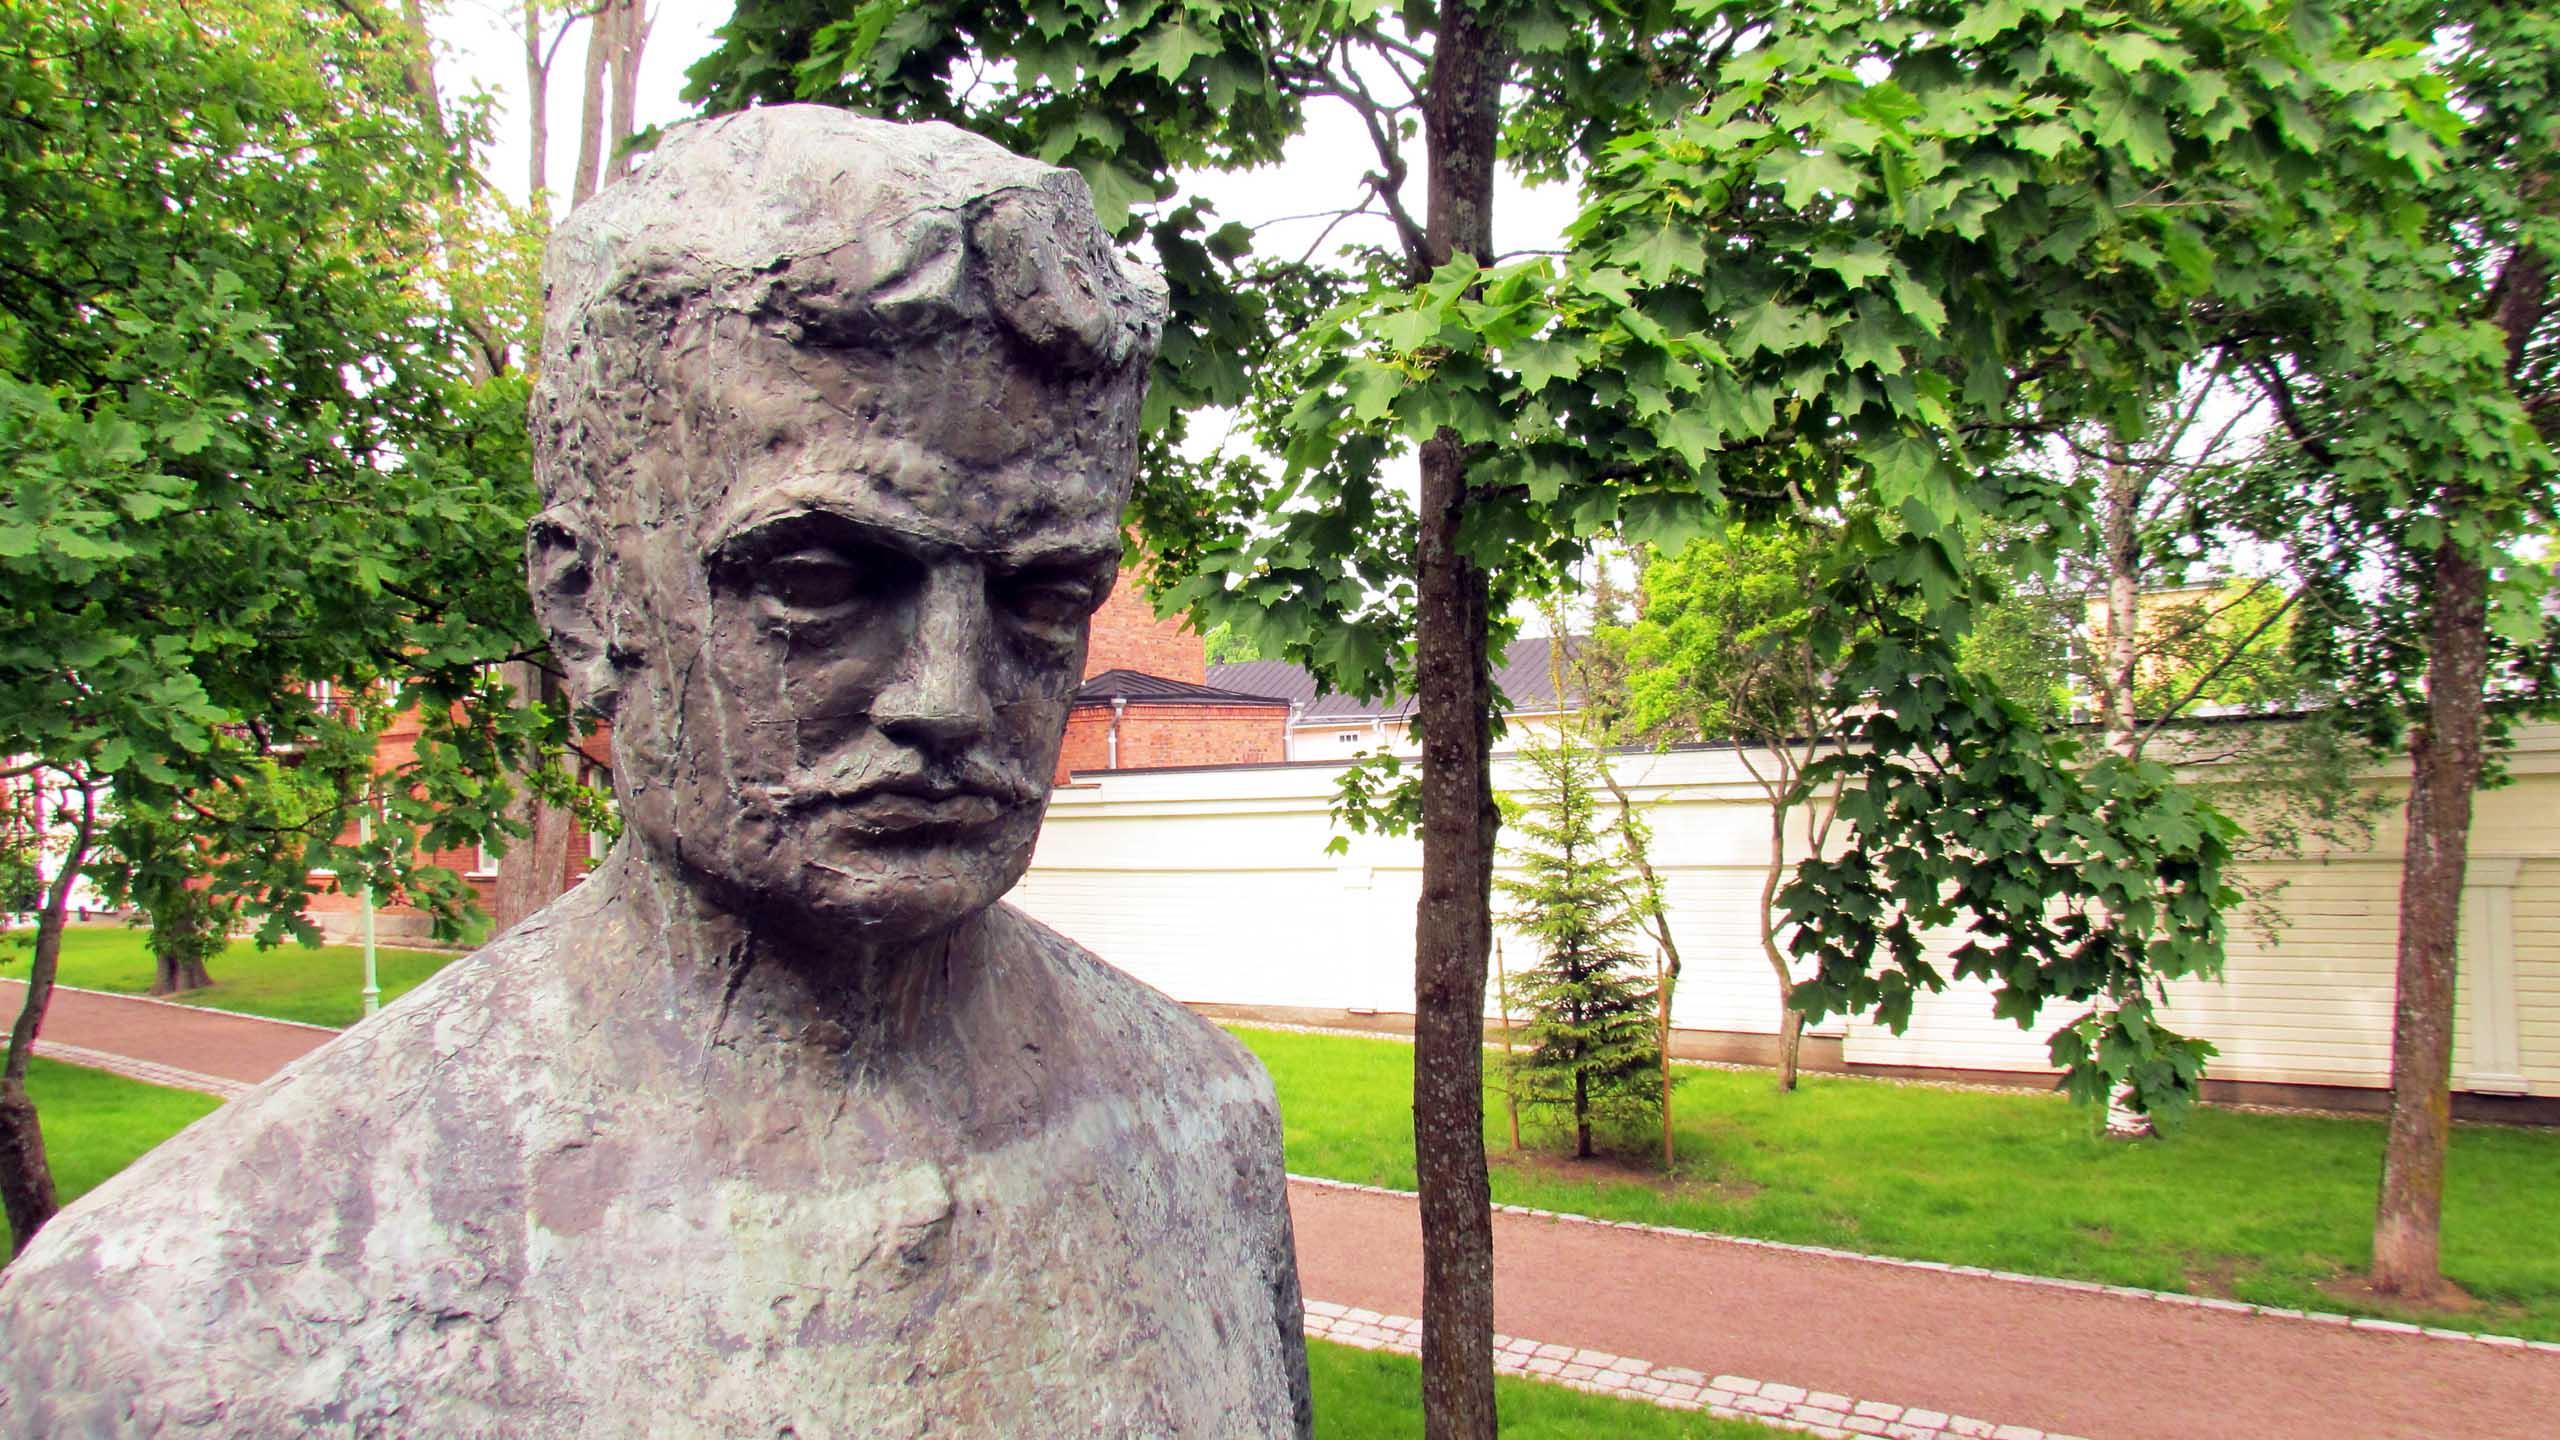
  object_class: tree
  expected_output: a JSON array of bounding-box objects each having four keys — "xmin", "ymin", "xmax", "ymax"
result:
[
  {"xmin": 691, "ymin": 2, "xmax": 2454, "ymax": 1428},
  {"xmin": 2027, "ymin": 374, "xmax": 2388, "ymax": 1137},
  {"xmin": 570, "ymin": 0, "xmax": 653, "ymax": 205},
  {"xmin": 1202, "ymin": 620, "xmax": 1267, "ymax": 666},
  {"xmin": 0, "ymin": 769, "xmax": 97, "ymax": 1249},
  {"xmin": 1617, "ymin": 522, "xmax": 1851, "ymax": 1092},
  {"xmin": 0, "ymin": 0, "xmax": 548, "ymax": 1249},
  {"xmin": 2230, "ymin": 2, "xmax": 2559, "ymax": 1301},
  {"xmin": 422, "ymin": 0, "xmax": 618, "ymax": 934},
  {"xmin": 1547, "ymin": 578, "xmax": 1686, "ymax": 1165},
  {"xmin": 1494, "ymin": 731, "xmax": 1661, "ymax": 1159}
]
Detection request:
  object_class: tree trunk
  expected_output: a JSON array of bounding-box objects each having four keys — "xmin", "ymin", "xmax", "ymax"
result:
[
  {"xmin": 2371, "ymin": 538, "xmax": 2488, "ymax": 1297},
  {"xmin": 1, "ymin": 780, "xmax": 97, "ymax": 1254},
  {"xmin": 1494, "ymin": 938, "xmax": 1520, "ymax": 1153},
  {"xmin": 1411, "ymin": 6, "xmax": 1503, "ymax": 1435},
  {"xmin": 2369, "ymin": 200, "xmax": 2551, "ymax": 1293},
  {"xmin": 1656, "ymin": 954, "xmax": 1677, "ymax": 1165},
  {"xmin": 2099, "ymin": 442, "xmax": 2157, "ymax": 1139},
  {"xmin": 492, "ymin": 665, "xmax": 582, "ymax": 932},
  {"xmin": 1758, "ymin": 798, "xmax": 1803, "ymax": 1092},
  {"xmin": 1572, "ymin": 1063, "xmax": 1591, "ymax": 1159},
  {"xmin": 1597, "ymin": 765, "xmax": 1680, "ymax": 1166},
  {"xmin": 395, "ymin": 0, "xmax": 446, "ymax": 139},
  {"xmin": 570, "ymin": 1, "xmax": 612, "ymax": 206},
  {"xmin": 152, "ymin": 951, "xmax": 214, "ymax": 996},
  {"xmin": 523, "ymin": 0, "xmax": 551, "ymax": 203},
  {"xmin": 603, "ymin": 0, "xmax": 650, "ymax": 186},
  {"xmin": 0, "ymin": 1077, "xmax": 52, "ymax": 1255}
]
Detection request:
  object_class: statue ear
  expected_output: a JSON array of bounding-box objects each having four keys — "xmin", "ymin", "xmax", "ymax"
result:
[{"xmin": 527, "ymin": 509, "xmax": 624, "ymax": 719}]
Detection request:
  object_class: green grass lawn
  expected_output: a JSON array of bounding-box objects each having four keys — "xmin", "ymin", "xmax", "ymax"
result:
[
  {"xmin": 1, "ymin": 1056, "xmax": 221, "ymax": 1253},
  {"xmin": 1308, "ymin": 1339, "xmax": 1777, "ymax": 1437},
  {"xmin": 1, "ymin": 925, "xmax": 458, "ymax": 1028},
  {"xmin": 1238, "ymin": 1024, "xmax": 2560, "ymax": 1342}
]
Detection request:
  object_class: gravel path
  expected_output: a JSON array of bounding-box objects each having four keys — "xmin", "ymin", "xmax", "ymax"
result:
[{"xmin": 22, "ymin": 979, "xmax": 2555, "ymax": 1439}]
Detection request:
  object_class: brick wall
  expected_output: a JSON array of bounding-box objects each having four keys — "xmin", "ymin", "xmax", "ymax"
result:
[
  {"xmin": 1084, "ymin": 570, "xmax": 1204, "ymax": 683},
  {"xmin": 1054, "ymin": 702, "xmax": 1287, "ymax": 780}
]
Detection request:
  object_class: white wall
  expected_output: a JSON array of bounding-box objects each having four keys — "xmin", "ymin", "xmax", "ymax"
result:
[{"xmin": 1015, "ymin": 727, "xmax": 2560, "ymax": 1098}]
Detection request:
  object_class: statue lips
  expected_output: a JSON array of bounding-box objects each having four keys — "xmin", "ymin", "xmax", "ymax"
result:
[{"xmin": 829, "ymin": 777, "xmax": 1014, "ymax": 841}]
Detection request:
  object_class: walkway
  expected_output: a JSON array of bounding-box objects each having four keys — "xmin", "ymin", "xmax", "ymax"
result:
[{"xmin": 19, "ymin": 981, "xmax": 2557, "ymax": 1440}]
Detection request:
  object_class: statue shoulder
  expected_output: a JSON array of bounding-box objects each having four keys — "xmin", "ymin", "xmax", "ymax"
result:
[
  {"xmin": 983, "ymin": 900, "xmax": 1277, "ymax": 1099},
  {"xmin": 0, "ymin": 920, "xmax": 587, "ymax": 1424}
]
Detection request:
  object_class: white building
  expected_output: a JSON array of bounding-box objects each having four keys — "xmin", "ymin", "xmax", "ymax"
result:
[{"xmin": 1018, "ymin": 724, "xmax": 2560, "ymax": 1119}]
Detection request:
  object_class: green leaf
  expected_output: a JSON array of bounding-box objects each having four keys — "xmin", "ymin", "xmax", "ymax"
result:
[
  {"xmin": 1762, "ymin": 148, "xmax": 1864, "ymax": 211},
  {"xmin": 1619, "ymin": 492, "xmax": 1714, "ymax": 554},
  {"xmin": 1698, "ymin": 371, "xmax": 1777, "ymax": 440},
  {"xmin": 1069, "ymin": 154, "xmax": 1156, "ymax": 230},
  {"xmin": 1890, "ymin": 272, "xmax": 1951, "ymax": 337},
  {"xmin": 1657, "ymin": 409, "xmax": 1721, "ymax": 468},
  {"xmin": 1507, "ymin": 337, "xmax": 1585, "ymax": 393},
  {"xmin": 1948, "ymin": 0, "xmax": 2024, "ymax": 46},
  {"xmin": 1131, "ymin": 18, "xmax": 1217, "ymax": 80},
  {"xmin": 2157, "ymin": 222, "xmax": 2214, "ymax": 290},
  {"xmin": 1374, "ymin": 307, "xmax": 1441, "ymax": 353},
  {"xmin": 1728, "ymin": 297, "xmax": 1825, "ymax": 359},
  {"xmin": 1812, "ymin": 242, "xmax": 1892, "ymax": 288},
  {"xmin": 1310, "ymin": 621, "xmax": 1388, "ymax": 689},
  {"xmin": 1837, "ymin": 305, "xmax": 1908, "ymax": 376},
  {"xmin": 1343, "ymin": 361, "xmax": 1405, "ymax": 423},
  {"xmin": 161, "ymin": 413, "xmax": 219, "ymax": 456},
  {"xmin": 1617, "ymin": 219, "xmax": 1708, "ymax": 284},
  {"xmin": 1861, "ymin": 432, "xmax": 1950, "ymax": 512}
]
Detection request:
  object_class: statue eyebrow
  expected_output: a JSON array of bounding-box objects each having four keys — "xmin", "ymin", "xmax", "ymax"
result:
[
  {"xmin": 705, "ymin": 490, "xmax": 1120, "ymax": 575},
  {"xmin": 706, "ymin": 482, "xmax": 948, "ymax": 561},
  {"xmin": 988, "ymin": 534, "xmax": 1121, "ymax": 575}
]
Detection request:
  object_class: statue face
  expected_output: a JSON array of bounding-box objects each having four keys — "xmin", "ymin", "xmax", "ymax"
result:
[{"xmin": 595, "ymin": 321, "xmax": 1128, "ymax": 947}]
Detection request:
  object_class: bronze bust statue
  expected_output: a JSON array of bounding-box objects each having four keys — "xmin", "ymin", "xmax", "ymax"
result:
[{"xmin": 0, "ymin": 107, "xmax": 1312, "ymax": 1439}]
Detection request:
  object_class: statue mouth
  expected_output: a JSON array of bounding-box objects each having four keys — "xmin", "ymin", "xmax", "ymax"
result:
[{"xmin": 825, "ymin": 778, "xmax": 1018, "ymax": 839}]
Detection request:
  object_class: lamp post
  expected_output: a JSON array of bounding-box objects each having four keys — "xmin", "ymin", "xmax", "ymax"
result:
[{"xmin": 357, "ymin": 791, "xmax": 379, "ymax": 1020}]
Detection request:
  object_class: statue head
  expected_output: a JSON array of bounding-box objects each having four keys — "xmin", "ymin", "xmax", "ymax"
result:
[{"xmin": 526, "ymin": 106, "xmax": 1167, "ymax": 948}]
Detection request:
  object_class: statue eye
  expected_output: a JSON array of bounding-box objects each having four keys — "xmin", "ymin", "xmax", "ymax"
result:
[
  {"xmin": 995, "ymin": 573, "xmax": 1098, "ymax": 630},
  {"xmin": 758, "ymin": 547, "xmax": 911, "ymax": 613}
]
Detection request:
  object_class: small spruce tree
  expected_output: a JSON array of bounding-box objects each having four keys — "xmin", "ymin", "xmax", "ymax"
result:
[{"xmin": 1496, "ymin": 731, "xmax": 1663, "ymax": 1160}]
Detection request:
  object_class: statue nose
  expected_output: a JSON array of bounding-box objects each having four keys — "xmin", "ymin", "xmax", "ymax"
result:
[{"xmin": 872, "ymin": 565, "xmax": 995, "ymax": 748}]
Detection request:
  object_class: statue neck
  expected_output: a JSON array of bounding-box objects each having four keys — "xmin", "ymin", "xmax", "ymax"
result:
[{"xmin": 585, "ymin": 845, "xmax": 986, "ymax": 1060}]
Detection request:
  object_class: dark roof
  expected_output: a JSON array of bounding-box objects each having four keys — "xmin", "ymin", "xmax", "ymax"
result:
[
  {"xmin": 1208, "ymin": 635, "xmax": 1586, "ymax": 722},
  {"xmin": 1071, "ymin": 669, "xmax": 1295, "ymax": 707}
]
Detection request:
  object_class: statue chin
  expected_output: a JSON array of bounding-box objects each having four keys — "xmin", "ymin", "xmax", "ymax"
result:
[{"xmin": 676, "ymin": 842, "xmax": 1034, "ymax": 955}]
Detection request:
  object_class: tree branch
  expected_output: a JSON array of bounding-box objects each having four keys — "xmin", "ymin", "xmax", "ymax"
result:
[{"xmin": 2134, "ymin": 588, "xmax": 2300, "ymax": 750}]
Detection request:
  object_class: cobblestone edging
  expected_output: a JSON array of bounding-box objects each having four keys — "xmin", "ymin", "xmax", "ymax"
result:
[
  {"xmin": 1302, "ymin": 1300, "xmax": 2080, "ymax": 1440},
  {"xmin": 1287, "ymin": 1174, "xmax": 2560, "ymax": 1356},
  {"xmin": 32, "ymin": 1041, "xmax": 250, "ymax": 1099}
]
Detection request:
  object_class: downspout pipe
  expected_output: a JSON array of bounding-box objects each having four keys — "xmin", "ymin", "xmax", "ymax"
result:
[{"xmin": 1108, "ymin": 696, "xmax": 1127, "ymax": 770}]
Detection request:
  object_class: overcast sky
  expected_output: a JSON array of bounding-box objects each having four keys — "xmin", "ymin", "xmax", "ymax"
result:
[{"xmin": 426, "ymin": 1, "xmax": 1578, "ymax": 253}]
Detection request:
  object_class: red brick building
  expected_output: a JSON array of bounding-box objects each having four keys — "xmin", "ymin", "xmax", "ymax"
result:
[
  {"xmin": 1054, "ymin": 578, "xmax": 1290, "ymax": 781},
  {"xmin": 306, "ymin": 702, "xmax": 611, "ymax": 941}
]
